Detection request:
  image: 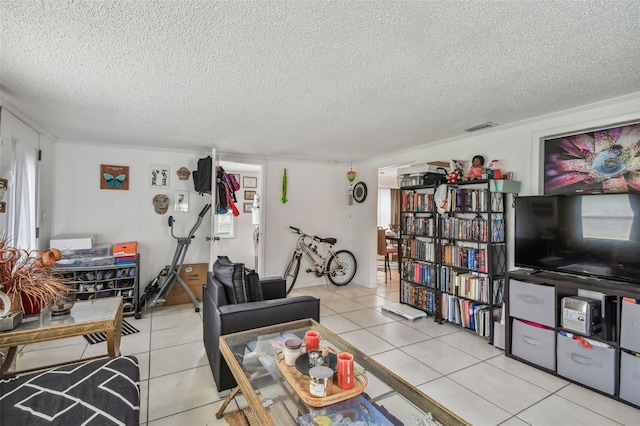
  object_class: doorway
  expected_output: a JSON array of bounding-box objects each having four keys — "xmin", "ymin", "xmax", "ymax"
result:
[
  {"xmin": 214, "ymin": 160, "xmax": 264, "ymax": 274},
  {"xmin": 376, "ymin": 165, "xmax": 406, "ymax": 283}
]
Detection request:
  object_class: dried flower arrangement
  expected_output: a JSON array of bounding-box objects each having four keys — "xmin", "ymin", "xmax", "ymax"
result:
[{"xmin": 0, "ymin": 241, "xmax": 71, "ymax": 313}]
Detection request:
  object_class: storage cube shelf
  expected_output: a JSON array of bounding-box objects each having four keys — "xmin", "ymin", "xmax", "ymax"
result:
[
  {"xmin": 505, "ymin": 270, "xmax": 640, "ymax": 409},
  {"xmin": 55, "ymin": 256, "xmax": 139, "ymax": 316}
]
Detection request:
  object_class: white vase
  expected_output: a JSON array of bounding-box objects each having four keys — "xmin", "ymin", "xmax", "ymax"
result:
[{"xmin": 0, "ymin": 290, "xmax": 11, "ymax": 317}]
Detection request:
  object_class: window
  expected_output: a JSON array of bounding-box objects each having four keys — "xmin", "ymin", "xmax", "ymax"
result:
[
  {"xmin": 377, "ymin": 187, "xmax": 391, "ymax": 228},
  {"xmin": 216, "ymin": 212, "xmax": 235, "ymax": 238}
]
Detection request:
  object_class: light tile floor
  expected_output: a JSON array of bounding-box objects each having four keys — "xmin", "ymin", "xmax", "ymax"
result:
[{"xmin": 7, "ymin": 268, "xmax": 640, "ymax": 425}]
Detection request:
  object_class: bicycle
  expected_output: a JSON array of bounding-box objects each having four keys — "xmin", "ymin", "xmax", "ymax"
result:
[{"xmin": 283, "ymin": 226, "xmax": 357, "ymax": 295}]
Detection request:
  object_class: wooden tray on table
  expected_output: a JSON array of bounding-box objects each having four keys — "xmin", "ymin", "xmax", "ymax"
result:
[{"xmin": 275, "ymin": 349, "xmax": 368, "ymax": 407}]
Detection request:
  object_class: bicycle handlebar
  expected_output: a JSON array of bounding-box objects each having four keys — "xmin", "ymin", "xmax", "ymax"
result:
[
  {"xmin": 289, "ymin": 226, "xmax": 301, "ymax": 234},
  {"xmin": 289, "ymin": 226, "xmax": 333, "ymax": 244}
]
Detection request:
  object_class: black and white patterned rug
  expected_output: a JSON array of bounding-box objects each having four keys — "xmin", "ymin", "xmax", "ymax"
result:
[
  {"xmin": 1, "ymin": 356, "xmax": 140, "ymax": 425},
  {"xmin": 84, "ymin": 320, "xmax": 140, "ymax": 344}
]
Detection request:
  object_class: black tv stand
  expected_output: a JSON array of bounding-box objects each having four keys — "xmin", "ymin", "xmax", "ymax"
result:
[{"xmin": 505, "ymin": 269, "xmax": 640, "ymax": 409}]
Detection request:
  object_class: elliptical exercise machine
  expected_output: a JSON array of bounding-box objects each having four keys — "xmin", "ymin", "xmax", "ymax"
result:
[{"xmin": 136, "ymin": 203, "xmax": 211, "ymax": 318}]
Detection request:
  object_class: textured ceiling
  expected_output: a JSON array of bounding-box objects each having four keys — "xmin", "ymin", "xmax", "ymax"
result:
[{"xmin": 1, "ymin": 1, "xmax": 639, "ymax": 163}]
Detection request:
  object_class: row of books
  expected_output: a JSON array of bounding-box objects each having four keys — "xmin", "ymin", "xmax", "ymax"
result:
[
  {"xmin": 402, "ymin": 261, "xmax": 436, "ymax": 286},
  {"xmin": 441, "ymin": 215, "xmax": 490, "ymax": 241},
  {"xmin": 403, "ymin": 216, "xmax": 436, "ymax": 236},
  {"xmin": 446, "ymin": 189, "xmax": 505, "ymax": 213},
  {"xmin": 447, "ymin": 188, "xmax": 491, "ymax": 212},
  {"xmin": 439, "ymin": 267, "xmax": 490, "ymax": 302},
  {"xmin": 402, "ymin": 281, "xmax": 436, "ymax": 314},
  {"xmin": 441, "ymin": 243, "xmax": 487, "ymax": 272},
  {"xmin": 440, "ymin": 294, "xmax": 500, "ymax": 337},
  {"xmin": 402, "ymin": 192, "xmax": 435, "ymax": 212},
  {"xmin": 401, "ymin": 239, "xmax": 436, "ymax": 262},
  {"xmin": 440, "ymin": 266, "xmax": 505, "ymax": 303}
]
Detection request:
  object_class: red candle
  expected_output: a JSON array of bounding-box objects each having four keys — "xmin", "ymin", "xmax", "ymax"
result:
[
  {"xmin": 337, "ymin": 352, "xmax": 354, "ymax": 390},
  {"xmin": 305, "ymin": 330, "xmax": 320, "ymax": 352}
]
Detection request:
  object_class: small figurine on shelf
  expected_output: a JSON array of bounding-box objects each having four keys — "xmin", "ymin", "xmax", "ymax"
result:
[
  {"xmin": 465, "ymin": 155, "xmax": 485, "ymax": 180},
  {"xmin": 487, "ymin": 159, "xmax": 503, "ymax": 179}
]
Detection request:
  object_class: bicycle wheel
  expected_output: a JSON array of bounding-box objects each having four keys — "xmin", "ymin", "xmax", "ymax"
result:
[
  {"xmin": 327, "ymin": 250, "xmax": 357, "ymax": 286},
  {"xmin": 284, "ymin": 253, "xmax": 302, "ymax": 295}
]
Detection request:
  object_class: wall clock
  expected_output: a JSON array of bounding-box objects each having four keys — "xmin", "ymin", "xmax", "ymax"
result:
[{"xmin": 353, "ymin": 182, "xmax": 368, "ymax": 203}]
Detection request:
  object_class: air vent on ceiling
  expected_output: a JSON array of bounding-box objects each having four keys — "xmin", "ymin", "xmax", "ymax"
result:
[{"xmin": 464, "ymin": 122, "xmax": 498, "ymax": 132}]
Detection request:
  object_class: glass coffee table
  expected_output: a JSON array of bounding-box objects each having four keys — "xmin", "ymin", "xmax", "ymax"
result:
[
  {"xmin": 218, "ymin": 318, "xmax": 469, "ymax": 425},
  {"xmin": 0, "ymin": 297, "xmax": 123, "ymax": 377}
]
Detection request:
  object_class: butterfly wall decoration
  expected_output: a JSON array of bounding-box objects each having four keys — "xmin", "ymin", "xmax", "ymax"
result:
[{"xmin": 100, "ymin": 164, "xmax": 130, "ymax": 190}]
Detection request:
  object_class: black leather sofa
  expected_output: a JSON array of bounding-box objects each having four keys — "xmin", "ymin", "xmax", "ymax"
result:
[{"xmin": 203, "ymin": 270, "xmax": 320, "ymax": 392}]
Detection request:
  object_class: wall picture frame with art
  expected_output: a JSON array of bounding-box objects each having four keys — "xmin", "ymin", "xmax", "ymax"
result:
[
  {"xmin": 543, "ymin": 121, "xmax": 640, "ymax": 195},
  {"xmin": 174, "ymin": 190, "xmax": 189, "ymax": 213},
  {"xmin": 101, "ymin": 164, "xmax": 129, "ymax": 190},
  {"xmin": 243, "ymin": 176, "xmax": 257, "ymax": 188},
  {"xmin": 150, "ymin": 164, "xmax": 170, "ymax": 189},
  {"xmin": 244, "ymin": 190, "xmax": 256, "ymax": 201},
  {"xmin": 243, "ymin": 202, "xmax": 253, "ymax": 213}
]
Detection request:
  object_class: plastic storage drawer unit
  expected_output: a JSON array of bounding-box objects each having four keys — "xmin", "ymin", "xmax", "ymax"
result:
[
  {"xmin": 556, "ymin": 332, "xmax": 615, "ymax": 395},
  {"xmin": 509, "ymin": 279, "xmax": 555, "ymax": 327},
  {"xmin": 511, "ymin": 318, "xmax": 556, "ymax": 371},
  {"xmin": 619, "ymin": 350, "xmax": 640, "ymax": 406},
  {"xmin": 620, "ymin": 299, "xmax": 640, "ymax": 352}
]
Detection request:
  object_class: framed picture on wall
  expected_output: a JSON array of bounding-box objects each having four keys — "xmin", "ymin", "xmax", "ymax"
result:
[
  {"xmin": 174, "ymin": 190, "xmax": 189, "ymax": 213},
  {"xmin": 244, "ymin": 190, "xmax": 256, "ymax": 201},
  {"xmin": 243, "ymin": 202, "xmax": 253, "ymax": 213},
  {"xmin": 100, "ymin": 164, "xmax": 129, "ymax": 190},
  {"xmin": 150, "ymin": 164, "xmax": 170, "ymax": 189},
  {"xmin": 543, "ymin": 121, "xmax": 640, "ymax": 194},
  {"xmin": 243, "ymin": 176, "xmax": 257, "ymax": 188}
]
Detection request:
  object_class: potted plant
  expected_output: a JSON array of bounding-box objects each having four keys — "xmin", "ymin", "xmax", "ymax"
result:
[{"xmin": 0, "ymin": 240, "xmax": 71, "ymax": 316}]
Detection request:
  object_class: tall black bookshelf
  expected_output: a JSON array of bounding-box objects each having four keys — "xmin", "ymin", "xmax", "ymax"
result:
[{"xmin": 399, "ymin": 178, "xmax": 509, "ymax": 343}]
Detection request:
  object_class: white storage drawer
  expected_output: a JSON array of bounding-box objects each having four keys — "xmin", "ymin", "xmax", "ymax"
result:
[
  {"xmin": 557, "ymin": 332, "xmax": 615, "ymax": 395},
  {"xmin": 509, "ymin": 279, "xmax": 555, "ymax": 327},
  {"xmin": 620, "ymin": 299, "xmax": 640, "ymax": 352},
  {"xmin": 512, "ymin": 318, "xmax": 556, "ymax": 370},
  {"xmin": 619, "ymin": 350, "xmax": 640, "ymax": 406}
]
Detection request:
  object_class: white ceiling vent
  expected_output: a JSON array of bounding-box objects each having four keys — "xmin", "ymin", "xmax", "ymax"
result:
[{"xmin": 464, "ymin": 122, "xmax": 498, "ymax": 132}]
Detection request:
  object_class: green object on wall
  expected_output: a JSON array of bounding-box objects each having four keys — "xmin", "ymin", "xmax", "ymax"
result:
[{"xmin": 282, "ymin": 168, "xmax": 288, "ymax": 204}]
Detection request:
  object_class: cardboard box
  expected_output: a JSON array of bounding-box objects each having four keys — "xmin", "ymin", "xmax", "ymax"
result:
[
  {"xmin": 113, "ymin": 241, "xmax": 138, "ymax": 257},
  {"xmin": 164, "ymin": 263, "xmax": 208, "ymax": 305},
  {"xmin": 427, "ymin": 161, "xmax": 451, "ymax": 168},
  {"xmin": 50, "ymin": 233, "xmax": 96, "ymax": 250}
]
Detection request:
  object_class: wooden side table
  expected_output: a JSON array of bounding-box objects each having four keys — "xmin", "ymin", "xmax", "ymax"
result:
[{"xmin": 0, "ymin": 297, "xmax": 123, "ymax": 377}]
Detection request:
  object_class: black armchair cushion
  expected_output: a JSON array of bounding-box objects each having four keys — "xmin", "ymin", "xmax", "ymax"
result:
[{"xmin": 212, "ymin": 256, "xmax": 263, "ymax": 304}]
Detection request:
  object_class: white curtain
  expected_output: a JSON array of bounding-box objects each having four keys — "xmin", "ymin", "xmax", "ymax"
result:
[
  {"xmin": 9, "ymin": 139, "xmax": 37, "ymax": 249},
  {"xmin": 377, "ymin": 187, "xmax": 391, "ymax": 229}
]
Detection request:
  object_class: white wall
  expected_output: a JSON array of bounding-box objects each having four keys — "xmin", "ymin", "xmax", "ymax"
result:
[
  {"xmin": 351, "ymin": 93, "xmax": 640, "ymax": 288},
  {"xmin": 53, "ymin": 141, "xmax": 213, "ymax": 287},
  {"xmin": 262, "ymin": 159, "xmax": 360, "ymax": 287}
]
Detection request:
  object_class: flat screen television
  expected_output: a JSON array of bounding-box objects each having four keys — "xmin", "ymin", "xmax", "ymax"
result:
[{"xmin": 515, "ymin": 193, "xmax": 640, "ymax": 283}]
